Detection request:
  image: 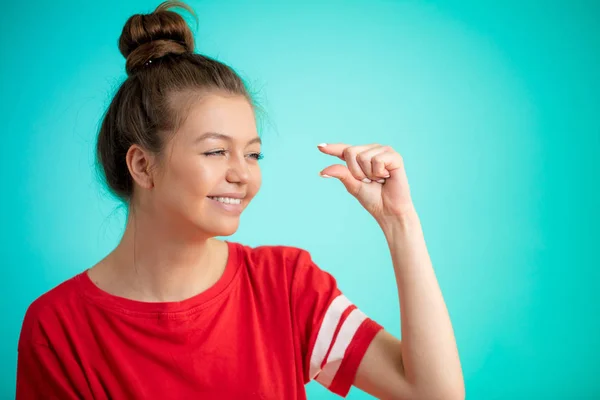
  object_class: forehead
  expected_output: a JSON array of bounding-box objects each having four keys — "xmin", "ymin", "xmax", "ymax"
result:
[{"xmin": 174, "ymin": 92, "xmax": 257, "ymax": 142}]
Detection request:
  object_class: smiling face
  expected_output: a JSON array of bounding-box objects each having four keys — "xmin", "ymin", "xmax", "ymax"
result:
[{"xmin": 148, "ymin": 91, "xmax": 262, "ymax": 237}]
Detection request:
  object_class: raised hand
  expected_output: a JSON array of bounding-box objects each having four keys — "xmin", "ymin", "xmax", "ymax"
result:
[{"xmin": 318, "ymin": 143, "xmax": 416, "ymax": 222}]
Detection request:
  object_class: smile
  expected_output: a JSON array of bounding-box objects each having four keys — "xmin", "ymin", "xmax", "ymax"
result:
[{"xmin": 207, "ymin": 196, "xmax": 242, "ymax": 205}]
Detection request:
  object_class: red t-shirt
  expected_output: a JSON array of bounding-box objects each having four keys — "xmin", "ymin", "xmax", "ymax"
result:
[{"xmin": 16, "ymin": 241, "xmax": 383, "ymax": 399}]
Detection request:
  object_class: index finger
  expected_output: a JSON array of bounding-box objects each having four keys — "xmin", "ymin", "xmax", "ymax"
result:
[{"xmin": 316, "ymin": 143, "xmax": 352, "ymax": 160}]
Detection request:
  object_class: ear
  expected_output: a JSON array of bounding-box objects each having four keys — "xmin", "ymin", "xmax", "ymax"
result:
[{"xmin": 125, "ymin": 144, "xmax": 156, "ymax": 190}]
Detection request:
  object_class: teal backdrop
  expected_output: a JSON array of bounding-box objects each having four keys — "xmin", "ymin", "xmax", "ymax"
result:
[{"xmin": 1, "ymin": 0, "xmax": 599, "ymax": 398}]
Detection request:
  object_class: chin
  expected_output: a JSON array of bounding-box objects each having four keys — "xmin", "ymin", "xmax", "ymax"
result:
[{"xmin": 197, "ymin": 218, "xmax": 240, "ymax": 238}]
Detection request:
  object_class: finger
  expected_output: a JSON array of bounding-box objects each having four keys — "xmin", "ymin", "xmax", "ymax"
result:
[
  {"xmin": 319, "ymin": 164, "xmax": 362, "ymax": 196},
  {"xmin": 357, "ymin": 145, "xmax": 391, "ymax": 180},
  {"xmin": 318, "ymin": 143, "xmax": 379, "ymax": 182},
  {"xmin": 317, "ymin": 143, "xmax": 378, "ymax": 161},
  {"xmin": 371, "ymin": 146, "xmax": 394, "ymax": 179},
  {"xmin": 343, "ymin": 144, "xmax": 382, "ymax": 183},
  {"xmin": 371, "ymin": 150, "xmax": 403, "ymax": 179},
  {"xmin": 317, "ymin": 143, "xmax": 350, "ymax": 161}
]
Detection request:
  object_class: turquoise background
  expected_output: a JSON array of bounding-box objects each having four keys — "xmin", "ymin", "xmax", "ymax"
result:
[{"xmin": 2, "ymin": 0, "xmax": 599, "ymax": 398}]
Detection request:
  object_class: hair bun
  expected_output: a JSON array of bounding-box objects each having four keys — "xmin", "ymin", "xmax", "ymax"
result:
[{"xmin": 119, "ymin": 1, "xmax": 196, "ymax": 74}]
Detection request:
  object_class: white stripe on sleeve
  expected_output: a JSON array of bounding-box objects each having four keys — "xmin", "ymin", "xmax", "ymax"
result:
[
  {"xmin": 315, "ymin": 308, "xmax": 367, "ymax": 388},
  {"xmin": 308, "ymin": 294, "xmax": 353, "ymax": 379}
]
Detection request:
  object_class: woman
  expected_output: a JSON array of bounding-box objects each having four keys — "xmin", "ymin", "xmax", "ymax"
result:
[{"xmin": 16, "ymin": 2, "xmax": 464, "ymax": 399}]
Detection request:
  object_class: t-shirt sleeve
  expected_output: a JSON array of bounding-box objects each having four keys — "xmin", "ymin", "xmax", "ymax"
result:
[
  {"xmin": 289, "ymin": 248, "xmax": 384, "ymax": 398},
  {"xmin": 16, "ymin": 342, "xmax": 81, "ymax": 400},
  {"xmin": 16, "ymin": 303, "xmax": 89, "ymax": 400}
]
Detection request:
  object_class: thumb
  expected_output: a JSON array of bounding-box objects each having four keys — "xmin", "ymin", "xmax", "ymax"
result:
[{"xmin": 320, "ymin": 164, "xmax": 362, "ymax": 195}]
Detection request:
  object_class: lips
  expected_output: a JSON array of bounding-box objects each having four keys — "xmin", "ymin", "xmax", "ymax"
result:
[
  {"xmin": 207, "ymin": 195, "xmax": 245, "ymax": 215},
  {"xmin": 208, "ymin": 196, "xmax": 242, "ymax": 205},
  {"xmin": 206, "ymin": 193, "xmax": 246, "ymax": 199}
]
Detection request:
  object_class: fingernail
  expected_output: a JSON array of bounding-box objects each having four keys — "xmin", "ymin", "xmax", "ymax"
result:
[
  {"xmin": 320, "ymin": 172, "xmax": 332, "ymax": 178},
  {"xmin": 377, "ymin": 179, "xmax": 386, "ymax": 183},
  {"xmin": 383, "ymin": 174, "xmax": 391, "ymax": 178},
  {"xmin": 317, "ymin": 143, "xmax": 328, "ymax": 148},
  {"xmin": 362, "ymin": 178, "xmax": 372, "ymax": 183}
]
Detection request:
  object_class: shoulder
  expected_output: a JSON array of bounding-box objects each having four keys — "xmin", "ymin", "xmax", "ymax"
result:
[
  {"xmin": 235, "ymin": 241, "xmax": 310, "ymax": 264},
  {"xmin": 232, "ymin": 241, "xmax": 318, "ymax": 272},
  {"xmin": 19, "ymin": 273, "xmax": 85, "ymax": 349},
  {"xmin": 231, "ymin": 241, "xmax": 333, "ymax": 287}
]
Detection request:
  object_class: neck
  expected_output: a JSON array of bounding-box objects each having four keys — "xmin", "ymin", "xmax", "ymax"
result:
[{"xmin": 98, "ymin": 206, "xmax": 224, "ymax": 303}]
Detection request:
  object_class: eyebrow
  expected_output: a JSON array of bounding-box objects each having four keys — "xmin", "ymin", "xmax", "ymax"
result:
[{"xmin": 194, "ymin": 132, "xmax": 262, "ymax": 146}]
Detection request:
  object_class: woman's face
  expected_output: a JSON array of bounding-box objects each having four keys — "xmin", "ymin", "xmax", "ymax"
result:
[{"xmin": 151, "ymin": 92, "xmax": 262, "ymax": 238}]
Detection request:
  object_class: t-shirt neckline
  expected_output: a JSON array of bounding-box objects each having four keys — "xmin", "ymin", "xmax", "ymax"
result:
[{"xmin": 75, "ymin": 240, "xmax": 241, "ymax": 317}]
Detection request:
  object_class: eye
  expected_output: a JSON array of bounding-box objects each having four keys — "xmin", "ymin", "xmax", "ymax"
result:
[
  {"xmin": 204, "ymin": 149, "xmax": 227, "ymax": 157},
  {"xmin": 247, "ymin": 152, "xmax": 264, "ymax": 161}
]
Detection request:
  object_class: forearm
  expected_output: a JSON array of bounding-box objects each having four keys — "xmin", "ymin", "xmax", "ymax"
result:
[{"xmin": 379, "ymin": 211, "xmax": 464, "ymax": 399}]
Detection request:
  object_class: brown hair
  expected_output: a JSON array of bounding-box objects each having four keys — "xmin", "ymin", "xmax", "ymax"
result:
[{"xmin": 96, "ymin": 1, "xmax": 255, "ymax": 202}]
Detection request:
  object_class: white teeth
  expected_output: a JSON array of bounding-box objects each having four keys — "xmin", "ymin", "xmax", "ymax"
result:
[{"xmin": 209, "ymin": 197, "xmax": 242, "ymax": 205}]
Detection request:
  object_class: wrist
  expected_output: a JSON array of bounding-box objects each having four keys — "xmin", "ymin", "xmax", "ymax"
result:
[{"xmin": 377, "ymin": 208, "xmax": 422, "ymax": 237}]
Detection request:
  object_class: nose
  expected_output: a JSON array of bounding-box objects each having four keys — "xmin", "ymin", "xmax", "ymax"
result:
[{"xmin": 225, "ymin": 152, "xmax": 250, "ymax": 184}]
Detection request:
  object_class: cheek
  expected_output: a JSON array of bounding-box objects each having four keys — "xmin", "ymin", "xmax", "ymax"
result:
[
  {"xmin": 183, "ymin": 165, "xmax": 215, "ymax": 197},
  {"xmin": 248, "ymin": 166, "xmax": 262, "ymax": 197},
  {"xmin": 162, "ymin": 157, "xmax": 213, "ymax": 197}
]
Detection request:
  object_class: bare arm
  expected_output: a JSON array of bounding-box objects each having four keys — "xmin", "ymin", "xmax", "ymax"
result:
[
  {"xmin": 317, "ymin": 142, "xmax": 464, "ymax": 399},
  {"xmin": 355, "ymin": 211, "xmax": 464, "ymax": 400}
]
